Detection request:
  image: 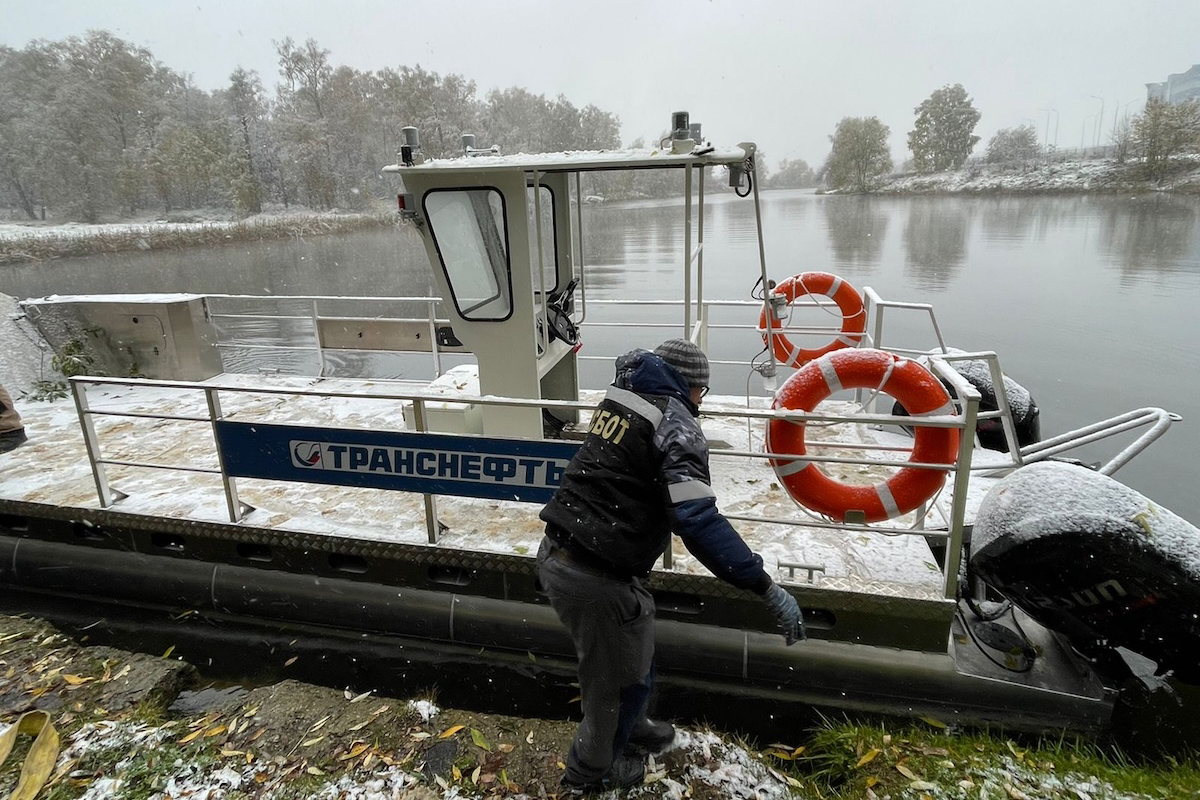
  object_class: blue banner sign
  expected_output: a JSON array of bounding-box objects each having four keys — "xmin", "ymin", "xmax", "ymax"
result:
[{"xmin": 215, "ymin": 421, "xmax": 579, "ymax": 503}]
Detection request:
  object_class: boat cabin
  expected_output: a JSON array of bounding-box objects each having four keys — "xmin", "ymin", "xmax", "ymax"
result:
[{"xmin": 382, "ymin": 115, "xmax": 757, "ymax": 438}]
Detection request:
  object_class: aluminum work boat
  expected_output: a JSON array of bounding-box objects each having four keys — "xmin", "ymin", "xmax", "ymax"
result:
[{"xmin": 1, "ymin": 113, "xmax": 1195, "ymax": 746}]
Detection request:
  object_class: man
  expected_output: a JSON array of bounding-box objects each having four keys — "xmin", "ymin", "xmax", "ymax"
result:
[
  {"xmin": 538, "ymin": 338, "xmax": 804, "ymax": 792},
  {"xmin": 0, "ymin": 383, "xmax": 27, "ymax": 454}
]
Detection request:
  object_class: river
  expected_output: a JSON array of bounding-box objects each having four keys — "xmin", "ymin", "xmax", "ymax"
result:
[{"xmin": 2, "ymin": 189, "xmax": 1198, "ymax": 524}]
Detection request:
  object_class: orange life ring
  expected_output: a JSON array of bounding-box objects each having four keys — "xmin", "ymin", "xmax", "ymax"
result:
[
  {"xmin": 767, "ymin": 349, "xmax": 960, "ymax": 523},
  {"xmin": 758, "ymin": 272, "xmax": 866, "ymax": 367}
]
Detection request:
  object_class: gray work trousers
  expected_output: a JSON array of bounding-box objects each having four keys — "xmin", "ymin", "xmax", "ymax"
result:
[{"xmin": 537, "ymin": 536, "xmax": 655, "ymax": 783}]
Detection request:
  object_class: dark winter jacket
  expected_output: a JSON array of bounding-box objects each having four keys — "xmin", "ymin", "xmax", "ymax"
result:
[{"xmin": 540, "ymin": 350, "xmax": 771, "ymax": 594}]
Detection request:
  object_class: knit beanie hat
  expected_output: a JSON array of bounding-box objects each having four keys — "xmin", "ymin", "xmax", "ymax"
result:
[{"xmin": 653, "ymin": 338, "xmax": 710, "ymax": 388}]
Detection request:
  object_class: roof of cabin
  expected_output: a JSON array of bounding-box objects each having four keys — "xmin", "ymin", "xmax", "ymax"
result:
[{"xmin": 382, "ymin": 144, "xmax": 752, "ymax": 175}]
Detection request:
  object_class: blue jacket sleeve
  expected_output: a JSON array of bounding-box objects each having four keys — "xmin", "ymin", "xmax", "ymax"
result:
[
  {"xmin": 654, "ymin": 398, "xmax": 772, "ymax": 595},
  {"xmin": 671, "ymin": 497, "xmax": 772, "ymax": 594}
]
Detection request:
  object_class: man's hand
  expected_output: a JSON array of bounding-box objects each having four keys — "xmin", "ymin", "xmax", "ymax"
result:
[{"xmin": 762, "ymin": 583, "xmax": 806, "ymax": 645}]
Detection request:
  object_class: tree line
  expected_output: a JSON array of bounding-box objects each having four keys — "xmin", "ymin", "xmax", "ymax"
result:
[
  {"xmin": 822, "ymin": 83, "xmax": 1200, "ymax": 192},
  {"xmin": 0, "ymin": 32, "xmax": 623, "ymax": 222}
]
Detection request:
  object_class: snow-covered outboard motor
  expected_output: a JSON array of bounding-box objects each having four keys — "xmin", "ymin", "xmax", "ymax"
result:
[
  {"xmin": 970, "ymin": 461, "xmax": 1200, "ymax": 683},
  {"xmin": 893, "ymin": 355, "xmax": 1040, "ymax": 452}
]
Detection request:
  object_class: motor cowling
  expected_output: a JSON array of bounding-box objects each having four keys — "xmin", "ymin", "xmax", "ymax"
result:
[
  {"xmin": 970, "ymin": 461, "xmax": 1200, "ymax": 682},
  {"xmin": 893, "ymin": 356, "xmax": 1040, "ymax": 452}
]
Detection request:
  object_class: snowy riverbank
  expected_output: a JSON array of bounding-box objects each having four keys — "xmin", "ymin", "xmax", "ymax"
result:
[
  {"xmin": 869, "ymin": 156, "xmax": 1200, "ymax": 195},
  {"xmin": 0, "ymin": 208, "xmax": 396, "ymax": 265}
]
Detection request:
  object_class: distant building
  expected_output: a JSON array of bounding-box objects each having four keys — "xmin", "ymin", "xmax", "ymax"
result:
[{"xmin": 1146, "ymin": 64, "xmax": 1200, "ymax": 104}]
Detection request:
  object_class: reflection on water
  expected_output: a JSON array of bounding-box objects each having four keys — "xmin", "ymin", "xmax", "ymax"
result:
[
  {"xmin": 902, "ymin": 199, "xmax": 971, "ymax": 291},
  {"xmin": 822, "ymin": 196, "xmax": 888, "ymax": 270},
  {"xmin": 1097, "ymin": 195, "xmax": 1200, "ymax": 282}
]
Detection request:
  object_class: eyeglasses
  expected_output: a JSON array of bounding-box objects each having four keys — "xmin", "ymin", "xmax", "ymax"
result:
[{"xmin": 699, "ymin": 386, "xmax": 710, "ymax": 398}]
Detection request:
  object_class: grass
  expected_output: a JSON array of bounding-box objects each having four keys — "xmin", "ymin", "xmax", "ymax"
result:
[{"xmin": 770, "ymin": 714, "xmax": 1200, "ymax": 798}]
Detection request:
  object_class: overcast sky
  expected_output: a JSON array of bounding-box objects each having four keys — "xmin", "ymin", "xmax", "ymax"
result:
[{"xmin": 5, "ymin": 0, "xmax": 1199, "ymax": 168}]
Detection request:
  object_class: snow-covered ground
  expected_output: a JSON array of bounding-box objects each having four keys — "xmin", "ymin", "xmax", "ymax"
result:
[{"xmin": 837, "ymin": 155, "xmax": 1200, "ymax": 195}]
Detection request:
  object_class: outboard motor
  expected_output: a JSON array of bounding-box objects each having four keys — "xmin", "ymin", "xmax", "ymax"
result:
[
  {"xmin": 893, "ymin": 356, "xmax": 1040, "ymax": 451},
  {"xmin": 970, "ymin": 461, "xmax": 1200, "ymax": 683}
]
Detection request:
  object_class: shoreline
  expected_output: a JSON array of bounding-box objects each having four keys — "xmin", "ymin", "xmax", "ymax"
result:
[
  {"xmin": 0, "ymin": 209, "xmax": 398, "ymax": 266},
  {"xmin": 828, "ymin": 156, "xmax": 1200, "ymax": 196},
  {"xmin": 4, "ymin": 157, "xmax": 1200, "ymax": 266}
]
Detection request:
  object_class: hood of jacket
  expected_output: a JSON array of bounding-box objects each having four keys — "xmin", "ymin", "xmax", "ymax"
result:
[{"xmin": 613, "ymin": 349, "xmax": 699, "ymax": 416}]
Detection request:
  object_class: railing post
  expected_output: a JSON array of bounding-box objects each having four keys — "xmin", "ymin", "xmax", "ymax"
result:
[
  {"xmin": 312, "ymin": 299, "xmax": 326, "ymax": 377},
  {"xmin": 942, "ymin": 391, "xmax": 978, "ymax": 599},
  {"xmin": 71, "ymin": 379, "xmax": 117, "ymax": 508},
  {"xmin": 683, "ymin": 165, "xmax": 693, "ymax": 337},
  {"xmin": 205, "ymin": 387, "xmax": 245, "ymax": 523},
  {"xmin": 411, "ymin": 397, "xmax": 441, "ymax": 544},
  {"xmin": 428, "ymin": 300, "xmax": 443, "ymax": 377}
]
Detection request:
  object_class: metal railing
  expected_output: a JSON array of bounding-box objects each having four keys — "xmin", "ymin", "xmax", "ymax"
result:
[
  {"xmin": 64, "ymin": 290, "xmax": 1178, "ymax": 602},
  {"xmin": 67, "ymin": 371, "xmax": 989, "ymax": 598}
]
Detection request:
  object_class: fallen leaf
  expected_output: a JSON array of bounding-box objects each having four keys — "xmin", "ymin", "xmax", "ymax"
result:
[
  {"xmin": 204, "ymin": 724, "xmax": 228, "ymax": 737},
  {"xmin": 438, "ymin": 724, "xmax": 466, "ymax": 739},
  {"xmin": 350, "ymin": 690, "xmax": 372, "ymax": 703},
  {"xmin": 866, "ymin": 776, "xmax": 879, "ymax": 788},
  {"xmin": 62, "ymin": 674, "xmax": 93, "ymax": 686},
  {"xmin": 284, "ymin": 656, "xmax": 298, "ymax": 667},
  {"xmin": 918, "ymin": 715, "xmax": 947, "ymax": 729},
  {"xmin": 498, "ymin": 743, "xmax": 514, "ymax": 753},
  {"xmin": 409, "ymin": 731, "xmax": 432, "ymax": 740},
  {"xmin": 470, "ymin": 728, "xmax": 491, "ymax": 751},
  {"xmin": 162, "ymin": 645, "xmax": 175, "ymax": 659},
  {"xmin": 452, "ymin": 765, "xmax": 462, "ymax": 781},
  {"xmin": 856, "ymin": 748, "xmax": 881, "ymax": 768},
  {"xmin": 301, "ymin": 735, "xmax": 325, "ymax": 747},
  {"xmin": 895, "ymin": 764, "xmax": 919, "ymax": 781},
  {"xmin": 311, "ymin": 715, "xmax": 330, "ymax": 731},
  {"xmin": 526, "ymin": 730, "xmax": 534, "ymax": 744},
  {"xmin": 338, "ymin": 742, "xmax": 370, "ymax": 761},
  {"xmin": 178, "ymin": 729, "xmax": 205, "ymax": 744},
  {"xmin": 306, "ymin": 766, "xmax": 325, "ymax": 776},
  {"xmin": 220, "ymin": 749, "xmax": 244, "ymax": 758},
  {"xmin": 362, "ymin": 751, "xmax": 376, "ymax": 769},
  {"xmin": 471, "ymin": 765, "xmax": 482, "ymax": 784}
]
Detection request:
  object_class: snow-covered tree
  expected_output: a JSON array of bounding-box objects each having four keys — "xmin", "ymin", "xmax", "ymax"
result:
[
  {"xmin": 1133, "ymin": 99, "xmax": 1200, "ymax": 179},
  {"xmin": 767, "ymin": 158, "xmax": 817, "ymax": 189},
  {"xmin": 985, "ymin": 125, "xmax": 1040, "ymax": 164},
  {"xmin": 908, "ymin": 84, "xmax": 981, "ymax": 173},
  {"xmin": 824, "ymin": 117, "xmax": 892, "ymax": 192}
]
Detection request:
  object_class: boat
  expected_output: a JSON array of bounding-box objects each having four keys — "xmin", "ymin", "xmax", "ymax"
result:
[{"xmin": 1, "ymin": 113, "xmax": 1195, "ymax": 746}]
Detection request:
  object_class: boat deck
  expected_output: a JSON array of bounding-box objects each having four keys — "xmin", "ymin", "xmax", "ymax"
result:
[{"xmin": 0, "ymin": 371, "xmax": 966, "ymax": 601}]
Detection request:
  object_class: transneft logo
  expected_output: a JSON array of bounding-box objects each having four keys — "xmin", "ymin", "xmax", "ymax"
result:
[
  {"xmin": 292, "ymin": 442, "xmax": 323, "ymax": 467},
  {"xmin": 287, "ymin": 440, "xmax": 568, "ymax": 489}
]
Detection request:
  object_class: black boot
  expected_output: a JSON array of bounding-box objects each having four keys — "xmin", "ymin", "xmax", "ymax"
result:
[
  {"xmin": 627, "ymin": 718, "xmax": 675, "ymax": 754},
  {"xmin": 561, "ymin": 754, "xmax": 645, "ymax": 794}
]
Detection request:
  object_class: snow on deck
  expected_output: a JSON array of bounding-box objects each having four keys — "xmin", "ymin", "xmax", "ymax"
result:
[{"xmin": 0, "ymin": 373, "xmax": 957, "ymax": 598}]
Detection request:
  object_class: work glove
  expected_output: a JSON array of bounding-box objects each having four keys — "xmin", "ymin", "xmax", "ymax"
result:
[{"xmin": 762, "ymin": 582, "xmax": 806, "ymax": 645}]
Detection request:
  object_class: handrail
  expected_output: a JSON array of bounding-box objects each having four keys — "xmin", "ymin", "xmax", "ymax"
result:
[{"xmin": 67, "ymin": 372, "xmax": 983, "ymax": 597}]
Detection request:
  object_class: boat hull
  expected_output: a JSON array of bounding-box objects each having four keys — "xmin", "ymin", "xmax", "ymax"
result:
[{"xmin": 0, "ymin": 498, "xmax": 1113, "ymax": 734}]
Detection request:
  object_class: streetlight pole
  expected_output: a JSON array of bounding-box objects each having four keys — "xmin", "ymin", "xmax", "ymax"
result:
[
  {"xmin": 1090, "ymin": 95, "xmax": 1105, "ymax": 147},
  {"xmin": 1038, "ymin": 107, "xmax": 1059, "ymax": 151}
]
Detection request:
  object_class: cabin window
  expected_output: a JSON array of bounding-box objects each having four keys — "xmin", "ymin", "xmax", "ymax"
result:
[
  {"xmin": 528, "ymin": 185, "xmax": 558, "ymax": 295},
  {"xmin": 424, "ymin": 188, "xmax": 513, "ymax": 321}
]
